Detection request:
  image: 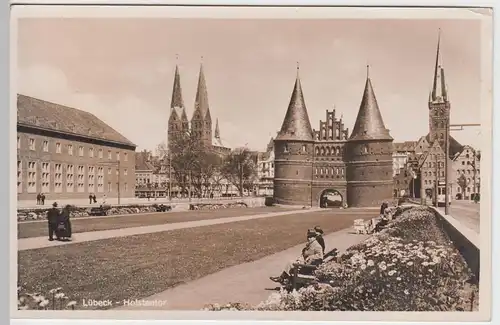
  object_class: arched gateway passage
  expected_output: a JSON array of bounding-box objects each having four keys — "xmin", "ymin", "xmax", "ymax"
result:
[{"xmin": 319, "ymin": 189, "xmax": 344, "ymax": 208}]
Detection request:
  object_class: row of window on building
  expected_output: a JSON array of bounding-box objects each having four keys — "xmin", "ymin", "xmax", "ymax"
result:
[
  {"xmin": 314, "ymin": 167, "xmax": 345, "ymax": 176},
  {"xmin": 18, "ymin": 136, "xmax": 129, "ymax": 161},
  {"xmin": 17, "ymin": 160, "xmax": 128, "ymax": 194},
  {"xmin": 456, "ymin": 169, "xmax": 480, "ymax": 175}
]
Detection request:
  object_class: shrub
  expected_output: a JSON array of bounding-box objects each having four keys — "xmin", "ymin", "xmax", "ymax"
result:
[{"xmin": 17, "ymin": 285, "xmax": 77, "ymax": 310}]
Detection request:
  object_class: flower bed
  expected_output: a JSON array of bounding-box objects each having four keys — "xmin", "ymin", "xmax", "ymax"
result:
[
  {"xmin": 205, "ymin": 206, "xmax": 478, "ymax": 312},
  {"xmin": 189, "ymin": 202, "xmax": 248, "ymax": 210},
  {"xmin": 17, "ymin": 204, "xmax": 162, "ymax": 222},
  {"xmin": 17, "ymin": 285, "xmax": 77, "ymax": 310}
]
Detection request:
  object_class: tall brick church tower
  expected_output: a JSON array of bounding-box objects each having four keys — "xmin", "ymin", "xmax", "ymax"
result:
[
  {"xmin": 191, "ymin": 63, "xmax": 213, "ymax": 148},
  {"xmin": 273, "ymin": 66, "xmax": 315, "ymax": 206},
  {"xmin": 428, "ymin": 31, "xmax": 450, "ymax": 150},
  {"xmin": 346, "ymin": 67, "xmax": 394, "ymax": 207},
  {"xmin": 167, "ymin": 64, "xmax": 189, "ymax": 151}
]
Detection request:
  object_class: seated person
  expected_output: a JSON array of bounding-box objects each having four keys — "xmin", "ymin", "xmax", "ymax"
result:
[
  {"xmin": 270, "ymin": 229, "xmax": 324, "ymax": 283},
  {"xmin": 314, "ymin": 226, "xmax": 325, "ymax": 254}
]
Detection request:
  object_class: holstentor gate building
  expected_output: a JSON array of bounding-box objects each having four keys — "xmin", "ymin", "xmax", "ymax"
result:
[{"xmin": 273, "ymin": 66, "xmax": 394, "ymax": 208}]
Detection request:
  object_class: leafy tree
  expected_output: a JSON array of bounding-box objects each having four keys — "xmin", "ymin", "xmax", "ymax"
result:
[
  {"xmin": 457, "ymin": 174, "xmax": 468, "ymax": 199},
  {"xmin": 220, "ymin": 147, "xmax": 258, "ymax": 197}
]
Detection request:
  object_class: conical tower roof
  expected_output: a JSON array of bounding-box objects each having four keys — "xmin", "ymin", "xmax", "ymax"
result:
[
  {"xmin": 430, "ymin": 29, "xmax": 448, "ymax": 104},
  {"xmin": 349, "ymin": 66, "xmax": 392, "ymax": 142},
  {"xmin": 170, "ymin": 64, "xmax": 184, "ymax": 110},
  {"xmin": 276, "ymin": 65, "xmax": 314, "ymax": 141},
  {"xmin": 215, "ymin": 118, "xmax": 220, "ymax": 138},
  {"xmin": 193, "ymin": 62, "xmax": 211, "ymax": 119}
]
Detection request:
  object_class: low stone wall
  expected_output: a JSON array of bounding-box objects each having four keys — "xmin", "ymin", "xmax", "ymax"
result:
[
  {"xmin": 189, "ymin": 202, "xmax": 248, "ymax": 210},
  {"xmin": 431, "ymin": 207, "xmax": 480, "ymax": 281}
]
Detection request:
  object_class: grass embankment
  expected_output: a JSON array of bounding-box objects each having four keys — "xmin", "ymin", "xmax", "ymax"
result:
[
  {"xmin": 18, "ymin": 206, "xmax": 293, "ymax": 238},
  {"xmin": 18, "ymin": 209, "xmax": 376, "ymax": 310}
]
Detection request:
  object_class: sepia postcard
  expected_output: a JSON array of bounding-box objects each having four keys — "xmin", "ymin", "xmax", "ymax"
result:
[{"xmin": 10, "ymin": 5, "xmax": 493, "ymax": 322}]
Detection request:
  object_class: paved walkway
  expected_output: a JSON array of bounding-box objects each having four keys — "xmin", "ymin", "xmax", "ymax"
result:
[
  {"xmin": 115, "ymin": 227, "xmax": 369, "ymax": 310},
  {"xmin": 17, "ymin": 208, "xmax": 320, "ymax": 251}
]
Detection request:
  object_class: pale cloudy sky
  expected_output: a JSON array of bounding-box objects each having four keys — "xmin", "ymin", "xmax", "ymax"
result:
[{"xmin": 17, "ymin": 18, "xmax": 484, "ymax": 152}]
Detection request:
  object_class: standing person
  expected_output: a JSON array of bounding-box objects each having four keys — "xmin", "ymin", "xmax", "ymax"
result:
[
  {"xmin": 36, "ymin": 193, "xmax": 41, "ymax": 205},
  {"xmin": 93, "ymin": 194, "xmax": 97, "ymax": 204},
  {"xmin": 314, "ymin": 226, "xmax": 326, "ymax": 254},
  {"xmin": 89, "ymin": 194, "xmax": 93, "ymax": 205},
  {"xmin": 41, "ymin": 193, "xmax": 46, "ymax": 205},
  {"xmin": 46, "ymin": 202, "xmax": 60, "ymax": 241},
  {"xmin": 102, "ymin": 194, "xmax": 107, "ymax": 205},
  {"xmin": 57, "ymin": 205, "xmax": 72, "ymax": 241}
]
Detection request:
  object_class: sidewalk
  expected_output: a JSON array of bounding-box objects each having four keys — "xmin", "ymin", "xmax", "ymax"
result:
[
  {"xmin": 17, "ymin": 208, "xmax": 317, "ymax": 251},
  {"xmin": 116, "ymin": 227, "xmax": 369, "ymax": 310}
]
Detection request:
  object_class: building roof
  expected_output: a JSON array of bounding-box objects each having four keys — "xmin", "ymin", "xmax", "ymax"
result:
[
  {"xmin": 135, "ymin": 152, "xmax": 155, "ymax": 171},
  {"xmin": 276, "ymin": 66, "xmax": 314, "ymax": 141},
  {"xmin": 393, "ymin": 141, "xmax": 418, "ymax": 152},
  {"xmin": 349, "ymin": 71, "xmax": 393, "ymax": 142},
  {"xmin": 424, "ymin": 133, "xmax": 463, "ymax": 158},
  {"xmin": 17, "ymin": 94, "xmax": 136, "ymax": 147}
]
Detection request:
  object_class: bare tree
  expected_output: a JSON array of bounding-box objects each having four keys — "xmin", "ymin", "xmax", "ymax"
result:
[
  {"xmin": 169, "ymin": 131, "xmax": 203, "ymax": 197},
  {"xmin": 220, "ymin": 147, "xmax": 258, "ymax": 197}
]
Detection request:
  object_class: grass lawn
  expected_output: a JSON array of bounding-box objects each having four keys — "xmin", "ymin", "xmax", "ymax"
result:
[
  {"xmin": 18, "ymin": 209, "xmax": 376, "ymax": 310},
  {"xmin": 18, "ymin": 206, "xmax": 293, "ymax": 239}
]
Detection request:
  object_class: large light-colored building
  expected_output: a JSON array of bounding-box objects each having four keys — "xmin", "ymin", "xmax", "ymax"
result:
[
  {"xmin": 256, "ymin": 138, "xmax": 275, "ymax": 196},
  {"xmin": 452, "ymin": 145, "xmax": 480, "ymax": 200},
  {"xmin": 17, "ymin": 94, "xmax": 137, "ymax": 203}
]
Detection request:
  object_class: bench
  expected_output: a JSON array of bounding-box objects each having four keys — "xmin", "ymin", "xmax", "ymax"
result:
[{"xmin": 288, "ymin": 248, "xmax": 339, "ymax": 291}]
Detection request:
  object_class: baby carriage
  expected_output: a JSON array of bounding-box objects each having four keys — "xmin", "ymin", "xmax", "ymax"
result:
[{"xmin": 55, "ymin": 221, "xmax": 71, "ymax": 241}]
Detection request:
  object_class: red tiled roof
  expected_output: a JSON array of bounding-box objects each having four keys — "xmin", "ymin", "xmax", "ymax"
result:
[{"xmin": 17, "ymin": 94, "xmax": 136, "ymax": 147}]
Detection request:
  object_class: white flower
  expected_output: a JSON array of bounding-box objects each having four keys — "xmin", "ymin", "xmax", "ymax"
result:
[
  {"xmin": 388, "ymin": 270, "xmax": 396, "ymax": 276},
  {"xmin": 428, "ymin": 269, "xmax": 433, "ymax": 273},
  {"xmin": 404, "ymin": 289, "xmax": 410, "ymax": 295},
  {"xmin": 378, "ymin": 262, "xmax": 387, "ymax": 271},
  {"xmin": 67, "ymin": 301, "xmax": 77, "ymax": 307},
  {"xmin": 370, "ymin": 270, "xmax": 376, "ymax": 275},
  {"xmin": 396, "ymin": 277, "xmax": 402, "ymax": 281},
  {"xmin": 406, "ymin": 261, "xmax": 414, "ymax": 266},
  {"xmin": 367, "ymin": 260, "xmax": 374, "ymax": 267},
  {"xmin": 360, "ymin": 264, "xmax": 367, "ymax": 270},
  {"xmin": 39, "ymin": 299, "xmax": 49, "ymax": 308},
  {"xmin": 422, "ymin": 261, "xmax": 429, "ymax": 266}
]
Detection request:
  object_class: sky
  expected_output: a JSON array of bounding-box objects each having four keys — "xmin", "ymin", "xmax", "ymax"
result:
[{"xmin": 17, "ymin": 18, "xmax": 484, "ymax": 152}]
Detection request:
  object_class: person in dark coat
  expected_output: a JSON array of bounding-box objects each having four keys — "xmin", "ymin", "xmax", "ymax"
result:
[
  {"xmin": 314, "ymin": 226, "xmax": 326, "ymax": 254},
  {"xmin": 41, "ymin": 193, "xmax": 46, "ymax": 205},
  {"xmin": 57, "ymin": 205, "xmax": 72, "ymax": 240},
  {"xmin": 36, "ymin": 193, "xmax": 41, "ymax": 205},
  {"xmin": 379, "ymin": 202, "xmax": 388, "ymax": 216},
  {"xmin": 89, "ymin": 194, "xmax": 93, "ymax": 204},
  {"xmin": 46, "ymin": 202, "xmax": 60, "ymax": 241},
  {"xmin": 93, "ymin": 194, "xmax": 97, "ymax": 203}
]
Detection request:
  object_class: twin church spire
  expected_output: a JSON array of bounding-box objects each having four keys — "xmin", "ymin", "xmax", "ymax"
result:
[{"xmin": 168, "ymin": 58, "xmax": 221, "ymax": 147}]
